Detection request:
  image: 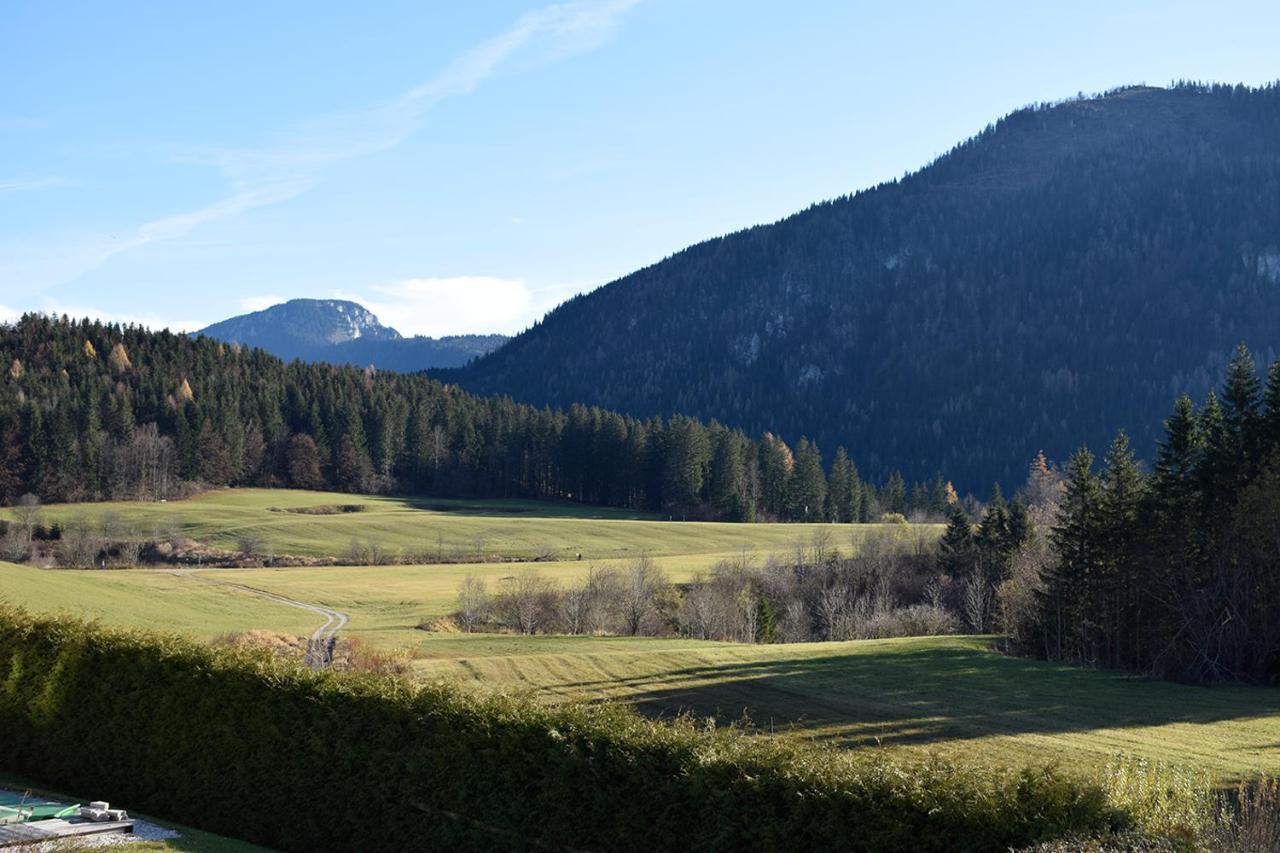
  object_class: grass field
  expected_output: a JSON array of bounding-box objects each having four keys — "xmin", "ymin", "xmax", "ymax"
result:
[
  {"xmin": 0, "ymin": 562, "xmax": 317, "ymax": 638},
  {"xmin": 6, "ymin": 488, "xmax": 930, "ymax": 565},
  {"xmin": 3, "ymin": 489, "xmax": 1279, "ymax": 784},
  {"xmin": 409, "ymin": 633, "xmax": 1280, "ymax": 780}
]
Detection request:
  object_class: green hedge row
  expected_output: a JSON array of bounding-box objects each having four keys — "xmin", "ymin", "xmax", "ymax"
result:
[{"xmin": 0, "ymin": 608, "xmax": 1126, "ymax": 851}]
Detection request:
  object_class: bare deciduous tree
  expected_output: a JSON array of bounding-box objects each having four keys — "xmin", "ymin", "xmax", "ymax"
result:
[
  {"xmin": 455, "ymin": 574, "xmax": 490, "ymax": 633},
  {"xmin": 495, "ymin": 571, "xmax": 558, "ymax": 635},
  {"xmin": 619, "ymin": 555, "xmax": 670, "ymax": 636},
  {"xmin": 14, "ymin": 494, "xmax": 41, "ymax": 536},
  {"xmin": 963, "ymin": 573, "xmax": 993, "ymax": 633}
]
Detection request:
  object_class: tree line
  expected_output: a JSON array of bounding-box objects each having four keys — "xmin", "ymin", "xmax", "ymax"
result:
[
  {"xmin": 979, "ymin": 344, "xmax": 1280, "ymax": 684},
  {"xmin": 0, "ymin": 314, "xmax": 958, "ymax": 521}
]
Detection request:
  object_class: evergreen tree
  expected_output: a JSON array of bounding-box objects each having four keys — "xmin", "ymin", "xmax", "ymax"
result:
[
  {"xmin": 787, "ymin": 438, "xmax": 827, "ymax": 521},
  {"xmin": 661, "ymin": 415, "xmax": 711, "ymax": 514},
  {"xmin": 1263, "ymin": 360, "xmax": 1280, "ymax": 460},
  {"xmin": 1098, "ymin": 431, "xmax": 1143, "ymax": 668},
  {"xmin": 709, "ymin": 429, "xmax": 751, "ymax": 521},
  {"xmin": 938, "ymin": 505, "xmax": 975, "ymax": 580},
  {"xmin": 827, "ymin": 447, "xmax": 861, "ymax": 523},
  {"xmin": 757, "ymin": 433, "xmax": 793, "ymax": 520},
  {"xmin": 882, "ymin": 471, "xmax": 906, "ymax": 515},
  {"xmin": 1044, "ymin": 447, "xmax": 1101, "ymax": 662},
  {"xmin": 756, "ymin": 596, "xmax": 778, "ymax": 644}
]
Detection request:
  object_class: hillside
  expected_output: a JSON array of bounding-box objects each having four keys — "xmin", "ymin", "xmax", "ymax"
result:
[
  {"xmin": 445, "ymin": 83, "xmax": 1280, "ymax": 490},
  {"xmin": 198, "ymin": 298, "xmax": 507, "ymax": 369},
  {"xmin": 0, "ymin": 314, "xmax": 898, "ymax": 520}
]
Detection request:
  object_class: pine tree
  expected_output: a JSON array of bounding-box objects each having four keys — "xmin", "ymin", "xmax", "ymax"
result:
[
  {"xmin": 909, "ymin": 482, "xmax": 929, "ymax": 517},
  {"xmin": 756, "ymin": 596, "xmax": 779, "ymax": 644},
  {"xmin": 938, "ymin": 505, "xmax": 975, "ymax": 580},
  {"xmin": 1098, "ymin": 431, "xmax": 1143, "ymax": 668},
  {"xmin": 883, "ymin": 471, "xmax": 906, "ymax": 515},
  {"xmin": 1220, "ymin": 343, "xmax": 1263, "ymax": 485},
  {"xmin": 709, "ymin": 430, "xmax": 751, "ymax": 521},
  {"xmin": 757, "ymin": 433, "xmax": 793, "ymax": 520},
  {"xmin": 1044, "ymin": 447, "xmax": 1101, "ymax": 662},
  {"xmin": 661, "ymin": 415, "xmax": 711, "ymax": 514},
  {"xmin": 1263, "ymin": 360, "xmax": 1280, "ymax": 462},
  {"xmin": 787, "ymin": 438, "xmax": 827, "ymax": 521},
  {"xmin": 827, "ymin": 447, "xmax": 860, "ymax": 523}
]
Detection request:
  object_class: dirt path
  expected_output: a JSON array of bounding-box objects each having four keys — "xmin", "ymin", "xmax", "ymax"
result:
[{"xmin": 173, "ymin": 571, "xmax": 348, "ymax": 668}]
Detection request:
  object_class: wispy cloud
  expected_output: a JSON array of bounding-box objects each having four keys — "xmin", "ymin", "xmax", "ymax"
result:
[
  {"xmin": 9, "ymin": 0, "xmax": 641, "ymax": 294},
  {"xmin": 0, "ymin": 305, "xmax": 19, "ymax": 325},
  {"xmin": 0, "ymin": 176, "xmax": 74, "ymax": 193}
]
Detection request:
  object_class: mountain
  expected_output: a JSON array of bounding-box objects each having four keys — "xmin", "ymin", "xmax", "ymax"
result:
[
  {"xmin": 443, "ymin": 82, "xmax": 1280, "ymax": 491},
  {"xmin": 198, "ymin": 299, "xmax": 507, "ymax": 370}
]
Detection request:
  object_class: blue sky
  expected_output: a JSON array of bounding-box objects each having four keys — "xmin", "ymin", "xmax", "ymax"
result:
[{"xmin": 2, "ymin": 1, "xmax": 1278, "ymax": 336}]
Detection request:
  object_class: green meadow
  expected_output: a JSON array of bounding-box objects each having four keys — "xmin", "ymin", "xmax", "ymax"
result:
[
  {"xmin": 3, "ymin": 489, "xmax": 1278, "ymax": 783},
  {"xmin": 13, "ymin": 487, "xmax": 925, "ymax": 564}
]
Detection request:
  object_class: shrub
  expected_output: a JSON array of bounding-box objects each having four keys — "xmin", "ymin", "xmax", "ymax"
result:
[
  {"xmin": 1098, "ymin": 755, "xmax": 1213, "ymax": 843},
  {"xmin": 235, "ymin": 532, "xmax": 264, "ymax": 555},
  {"xmin": 0, "ymin": 607, "xmax": 1127, "ymax": 852}
]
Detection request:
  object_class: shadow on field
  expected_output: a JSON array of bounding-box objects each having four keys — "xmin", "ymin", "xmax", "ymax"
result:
[
  {"xmin": 396, "ymin": 496, "xmax": 655, "ymax": 520},
  {"xmin": 570, "ymin": 644, "xmax": 1280, "ymax": 748}
]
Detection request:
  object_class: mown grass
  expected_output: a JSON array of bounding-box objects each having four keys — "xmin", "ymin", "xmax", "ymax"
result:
[
  {"xmin": 7, "ymin": 556, "xmax": 1275, "ymax": 782},
  {"xmin": 4, "ymin": 490, "xmax": 1277, "ymax": 786},
  {"xmin": 7, "ymin": 487, "xmax": 933, "ymax": 564},
  {"xmin": 408, "ymin": 633, "xmax": 1280, "ymax": 782},
  {"xmin": 0, "ymin": 561, "xmax": 316, "ymax": 638}
]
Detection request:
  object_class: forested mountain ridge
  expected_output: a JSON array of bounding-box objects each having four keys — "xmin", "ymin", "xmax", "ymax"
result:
[
  {"xmin": 444, "ymin": 82, "xmax": 1280, "ymax": 491},
  {"xmin": 199, "ymin": 298, "xmax": 507, "ymax": 369},
  {"xmin": 0, "ymin": 314, "xmax": 925, "ymax": 521}
]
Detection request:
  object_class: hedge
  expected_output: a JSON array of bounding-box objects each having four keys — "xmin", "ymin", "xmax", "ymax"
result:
[{"xmin": 0, "ymin": 607, "xmax": 1127, "ymax": 851}]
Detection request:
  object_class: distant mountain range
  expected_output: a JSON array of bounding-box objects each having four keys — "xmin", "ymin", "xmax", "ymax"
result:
[
  {"xmin": 442, "ymin": 83, "xmax": 1280, "ymax": 490},
  {"xmin": 198, "ymin": 299, "xmax": 508, "ymax": 371}
]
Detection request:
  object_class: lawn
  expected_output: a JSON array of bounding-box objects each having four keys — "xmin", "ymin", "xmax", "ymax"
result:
[
  {"xmin": 7, "ymin": 487, "xmax": 933, "ymax": 565},
  {"xmin": 0, "ymin": 562, "xmax": 317, "ymax": 638},
  {"xmin": 409, "ymin": 633, "xmax": 1280, "ymax": 781}
]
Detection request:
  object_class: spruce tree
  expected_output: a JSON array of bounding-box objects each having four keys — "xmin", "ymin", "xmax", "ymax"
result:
[
  {"xmin": 883, "ymin": 471, "xmax": 906, "ymax": 515},
  {"xmin": 827, "ymin": 446, "xmax": 857, "ymax": 523},
  {"xmin": 1044, "ymin": 447, "xmax": 1101, "ymax": 662},
  {"xmin": 787, "ymin": 438, "xmax": 827, "ymax": 521},
  {"xmin": 1098, "ymin": 431, "xmax": 1143, "ymax": 668},
  {"xmin": 757, "ymin": 434, "xmax": 793, "ymax": 520},
  {"xmin": 938, "ymin": 505, "xmax": 975, "ymax": 580},
  {"xmin": 1263, "ymin": 360, "xmax": 1280, "ymax": 462},
  {"xmin": 709, "ymin": 430, "xmax": 750, "ymax": 521}
]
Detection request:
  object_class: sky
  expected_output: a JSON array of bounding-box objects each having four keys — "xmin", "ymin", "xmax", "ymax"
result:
[{"xmin": 2, "ymin": 1, "xmax": 1279, "ymax": 337}]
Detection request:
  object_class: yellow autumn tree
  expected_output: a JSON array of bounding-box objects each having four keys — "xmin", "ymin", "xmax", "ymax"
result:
[
  {"xmin": 83, "ymin": 340, "xmax": 97, "ymax": 359},
  {"xmin": 177, "ymin": 377, "xmax": 195, "ymax": 403},
  {"xmin": 108, "ymin": 342, "xmax": 132, "ymax": 373}
]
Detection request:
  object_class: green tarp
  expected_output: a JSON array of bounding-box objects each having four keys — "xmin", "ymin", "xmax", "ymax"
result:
[{"xmin": 0, "ymin": 792, "xmax": 79, "ymax": 824}]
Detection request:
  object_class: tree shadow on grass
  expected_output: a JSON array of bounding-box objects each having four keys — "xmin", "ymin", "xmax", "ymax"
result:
[{"xmin": 565, "ymin": 642, "xmax": 1280, "ymax": 750}]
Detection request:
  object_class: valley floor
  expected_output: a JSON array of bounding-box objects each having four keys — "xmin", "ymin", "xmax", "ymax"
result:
[{"xmin": 2, "ymin": 489, "xmax": 1277, "ymax": 783}]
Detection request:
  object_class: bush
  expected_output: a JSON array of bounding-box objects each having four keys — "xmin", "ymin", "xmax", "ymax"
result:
[
  {"xmin": 0, "ymin": 607, "xmax": 1127, "ymax": 852},
  {"xmin": 859, "ymin": 603, "xmax": 959, "ymax": 639}
]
